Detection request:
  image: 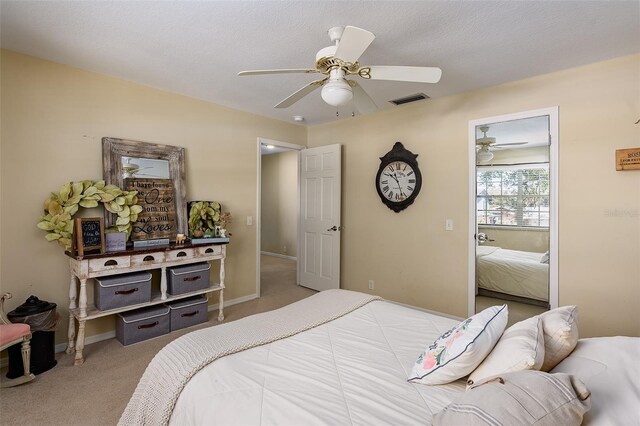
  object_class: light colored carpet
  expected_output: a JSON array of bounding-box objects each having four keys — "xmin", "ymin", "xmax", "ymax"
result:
[
  {"xmin": 0, "ymin": 255, "xmax": 314, "ymax": 426},
  {"xmin": 476, "ymin": 295, "xmax": 548, "ymax": 327}
]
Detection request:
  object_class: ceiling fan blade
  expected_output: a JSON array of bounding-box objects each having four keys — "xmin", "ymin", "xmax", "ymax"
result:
[
  {"xmin": 238, "ymin": 69, "xmax": 318, "ymax": 76},
  {"xmin": 274, "ymin": 78, "xmax": 327, "ymax": 108},
  {"xmin": 348, "ymin": 80, "xmax": 377, "ymax": 114},
  {"xmin": 367, "ymin": 66, "xmax": 442, "ymax": 83},
  {"xmin": 494, "ymin": 142, "xmax": 528, "ymax": 147},
  {"xmin": 334, "ymin": 26, "xmax": 375, "ymax": 64}
]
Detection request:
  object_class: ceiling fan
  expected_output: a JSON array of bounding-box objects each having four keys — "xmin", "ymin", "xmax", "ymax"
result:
[
  {"xmin": 476, "ymin": 125, "xmax": 528, "ymax": 162},
  {"xmin": 238, "ymin": 26, "xmax": 442, "ymax": 114}
]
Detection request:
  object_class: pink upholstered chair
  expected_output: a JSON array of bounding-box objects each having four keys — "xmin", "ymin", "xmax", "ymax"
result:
[{"xmin": 0, "ymin": 293, "xmax": 35, "ymax": 387}]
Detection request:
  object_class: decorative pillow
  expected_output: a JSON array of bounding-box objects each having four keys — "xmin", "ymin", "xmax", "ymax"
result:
[
  {"xmin": 408, "ymin": 305, "xmax": 507, "ymax": 385},
  {"xmin": 540, "ymin": 305, "xmax": 579, "ymax": 371},
  {"xmin": 467, "ymin": 315, "xmax": 544, "ymax": 386},
  {"xmin": 540, "ymin": 251, "xmax": 550, "ymax": 264},
  {"xmin": 433, "ymin": 371, "xmax": 591, "ymax": 425}
]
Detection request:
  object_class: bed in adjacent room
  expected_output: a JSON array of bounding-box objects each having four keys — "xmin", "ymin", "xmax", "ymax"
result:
[
  {"xmin": 120, "ymin": 290, "xmax": 639, "ymax": 426},
  {"xmin": 476, "ymin": 245, "xmax": 549, "ymax": 304}
]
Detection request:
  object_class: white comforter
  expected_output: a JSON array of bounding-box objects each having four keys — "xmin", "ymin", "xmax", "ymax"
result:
[
  {"xmin": 551, "ymin": 336, "xmax": 640, "ymax": 426},
  {"xmin": 171, "ymin": 300, "xmax": 465, "ymax": 425},
  {"xmin": 476, "ymin": 245, "xmax": 549, "ymax": 302},
  {"xmin": 170, "ymin": 300, "xmax": 639, "ymax": 426}
]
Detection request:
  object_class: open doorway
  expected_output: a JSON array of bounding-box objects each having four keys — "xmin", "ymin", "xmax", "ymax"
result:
[
  {"xmin": 256, "ymin": 138, "xmax": 309, "ymax": 300},
  {"xmin": 256, "ymin": 138, "xmax": 343, "ymax": 300}
]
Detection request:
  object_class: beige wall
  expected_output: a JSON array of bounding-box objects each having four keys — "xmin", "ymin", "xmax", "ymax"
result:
[
  {"xmin": 0, "ymin": 50, "xmax": 305, "ymax": 344},
  {"xmin": 308, "ymin": 54, "xmax": 640, "ymax": 338},
  {"xmin": 1, "ymin": 49, "xmax": 638, "ymax": 344},
  {"xmin": 261, "ymin": 150, "xmax": 298, "ymax": 256}
]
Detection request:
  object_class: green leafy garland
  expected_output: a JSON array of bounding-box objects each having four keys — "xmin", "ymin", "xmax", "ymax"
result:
[{"xmin": 37, "ymin": 180, "xmax": 143, "ymax": 250}]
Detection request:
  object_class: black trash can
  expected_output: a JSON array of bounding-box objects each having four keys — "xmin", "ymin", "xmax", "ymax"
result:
[{"xmin": 6, "ymin": 295, "xmax": 58, "ymax": 378}]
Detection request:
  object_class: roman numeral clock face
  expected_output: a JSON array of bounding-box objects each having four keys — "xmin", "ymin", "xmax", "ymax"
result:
[
  {"xmin": 375, "ymin": 142, "xmax": 422, "ymax": 213},
  {"xmin": 379, "ymin": 162, "xmax": 416, "ymax": 202}
]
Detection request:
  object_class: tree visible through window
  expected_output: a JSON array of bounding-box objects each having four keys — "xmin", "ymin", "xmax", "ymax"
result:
[{"xmin": 477, "ymin": 166, "xmax": 549, "ymax": 227}]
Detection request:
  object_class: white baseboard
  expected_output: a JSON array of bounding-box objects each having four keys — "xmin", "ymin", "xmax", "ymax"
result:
[
  {"xmin": 1, "ymin": 293, "xmax": 261, "ymax": 369},
  {"xmin": 261, "ymin": 251, "xmax": 297, "ymax": 261},
  {"xmin": 54, "ymin": 329, "xmax": 116, "ymax": 354},
  {"xmin": 207, "ymin": 293, "xmax": 258, "ymax": 312}
]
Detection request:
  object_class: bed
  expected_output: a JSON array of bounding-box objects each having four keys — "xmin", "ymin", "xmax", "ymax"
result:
[
  {"xmin": 476, "ymin": 245, "xmax": 549, "ymax": 304},
  {"xmin": 120, "ymin": 290, "xmax": 640, "ymax": 426}
]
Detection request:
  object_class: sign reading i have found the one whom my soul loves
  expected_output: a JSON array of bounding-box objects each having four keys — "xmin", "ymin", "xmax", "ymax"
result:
[{"xmin": 125, "ymin": 178, "xmax": 177, "ymax": 241}]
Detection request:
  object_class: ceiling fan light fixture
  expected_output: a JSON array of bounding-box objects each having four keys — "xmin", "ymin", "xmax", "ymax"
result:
[
  {"xmin": 321, "ymin": 77, "xmax": 353, "ymax": 107},
  {"xmin": 477, "ymin": 146, "xmax": 494, "ymax": 163}
]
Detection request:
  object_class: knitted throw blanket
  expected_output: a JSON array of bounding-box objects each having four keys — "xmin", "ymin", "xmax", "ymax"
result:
[{"xmin": 119, "ymin": 289, "xmax": 382, "ymax": 426}]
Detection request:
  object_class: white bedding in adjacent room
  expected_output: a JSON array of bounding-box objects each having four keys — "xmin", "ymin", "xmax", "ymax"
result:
[
  {"xmin": 476, "ymin": 245, "xmax": 549, "ymax": 302},
  {"xmin": 171, "ymin": 300, "xmax": 466, "ymax": 425}
]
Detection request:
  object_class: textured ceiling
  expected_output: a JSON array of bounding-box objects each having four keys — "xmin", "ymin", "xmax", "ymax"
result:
[{"xmin": 1, "ymin": 1, "xmax": 639, "ymax": 125}]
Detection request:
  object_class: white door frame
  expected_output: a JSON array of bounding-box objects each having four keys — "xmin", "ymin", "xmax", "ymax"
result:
[
  {"xmin": 256, "ymin": 137, "xmax": 306, "ymax": 297},
  {"xmin": 467, "ymin": 107, "xmax": 559, "ymax": 316}
]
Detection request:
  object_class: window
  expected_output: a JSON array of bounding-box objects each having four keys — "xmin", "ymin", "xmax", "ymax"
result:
[{"xmin": 476, "ymin": 165, "xmax": 549, "ymax": 227}]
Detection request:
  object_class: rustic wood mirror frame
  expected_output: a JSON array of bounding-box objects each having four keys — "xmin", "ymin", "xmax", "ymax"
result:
[{"xmin": 102, "ymin": 137, "xmax": 187, "ymax": 236}]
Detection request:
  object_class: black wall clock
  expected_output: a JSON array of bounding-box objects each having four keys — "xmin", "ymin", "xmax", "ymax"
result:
[{"xmin": 375, "ymin": 142, "xmax": 422, "ymax": 213}]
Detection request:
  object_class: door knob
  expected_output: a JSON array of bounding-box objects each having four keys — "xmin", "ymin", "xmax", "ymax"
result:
[{"xmin": 327, "ymin": 226, "xmax": 340, "ymax": 231}]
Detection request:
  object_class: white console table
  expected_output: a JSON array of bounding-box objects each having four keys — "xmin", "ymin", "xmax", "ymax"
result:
[{"xmin": 65, "ymin": 242, "xmax": 227, "ymax": 365}]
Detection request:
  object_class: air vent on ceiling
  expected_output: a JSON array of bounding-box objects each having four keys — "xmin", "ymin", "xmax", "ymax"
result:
[{"xmin": 389, "ymin": 93, "xmax": 430, "ymax": 106}]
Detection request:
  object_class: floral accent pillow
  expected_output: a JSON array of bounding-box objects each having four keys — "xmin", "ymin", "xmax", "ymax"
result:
[{"xmin": 408, "ymin": 305, "xmax": 508, "ymax": 385}]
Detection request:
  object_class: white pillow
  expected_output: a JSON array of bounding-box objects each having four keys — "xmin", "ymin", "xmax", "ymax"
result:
[
  {"xmin": 540, "ymin": 305, "xmax": 579, "ymax": 371},
  {"xmin": 540, "ymin": 251, "xmax": 550, "ymax": 264},
  {"xmin": 408, "ymin": 305, "xmax": 508, "ymax": 385},
  {"xmin": 467, "ymin": 315, "xmax": 544, "ymax": 386}
]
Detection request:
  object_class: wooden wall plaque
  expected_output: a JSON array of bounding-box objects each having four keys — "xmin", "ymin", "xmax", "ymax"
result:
[
  {"xmin": 125, "ymin": 178, "xmax": 177, "ymax": 240},
  {"xmin": 616, "ymin": 147, "xmax": 640, "ymax": 171}
]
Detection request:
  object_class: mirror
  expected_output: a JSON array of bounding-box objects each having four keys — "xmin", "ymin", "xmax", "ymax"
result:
[
  {"xmin": 470, "ymin": 110, "xmax": 558, "ymax": 326},
  {"xmin": 122, "ymin": 157, "xmax": 170, "ymax": 179},
  {"xmin": 102, "ymin": 137, "xmax": 187, "ymax": 235}
]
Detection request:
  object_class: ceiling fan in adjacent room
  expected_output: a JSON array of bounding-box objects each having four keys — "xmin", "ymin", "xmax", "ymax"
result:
[
  {"xmin": 238, "ymin": 26, "xmax": 442, "ymax": 114},
  {"xmin": 476, "ymin": 125, "xmax": 528, "ymax": 163}
]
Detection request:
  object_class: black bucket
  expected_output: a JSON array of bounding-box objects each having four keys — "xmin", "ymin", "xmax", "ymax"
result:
[{"xmin": 6, "ymin": 295, "xmax": 58, "ymax": 378}]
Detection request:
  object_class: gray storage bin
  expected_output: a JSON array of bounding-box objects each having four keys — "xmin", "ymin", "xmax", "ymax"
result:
[
  {"xmin": 116, "ymin": 304, "xmax": 170, "ymax": 346},
  {"xmin": 167, "ymin": 262, "xmax": 211, "ymax": 295},
  {"xmin": 94, "ymin": 271, "xmax": 152, "ymax": 311},
  {"xmin": 166, "ymin": 295, "xmax": 208, "ymax": 331}
]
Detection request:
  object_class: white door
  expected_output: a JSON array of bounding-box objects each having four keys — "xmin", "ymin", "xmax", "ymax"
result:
[{"xmin": 299, "ymin": 144, "xmax": 341, "ymax": 291}]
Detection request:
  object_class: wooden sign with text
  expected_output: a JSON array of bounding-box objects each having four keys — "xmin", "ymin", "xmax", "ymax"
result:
[
  {"xmin": 125, "ymin": 178, "xmax": 177, "ymax": 240},
  {"xmin": 616, "ymin": 147, "xmax": 640, "ymax": 171}
]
